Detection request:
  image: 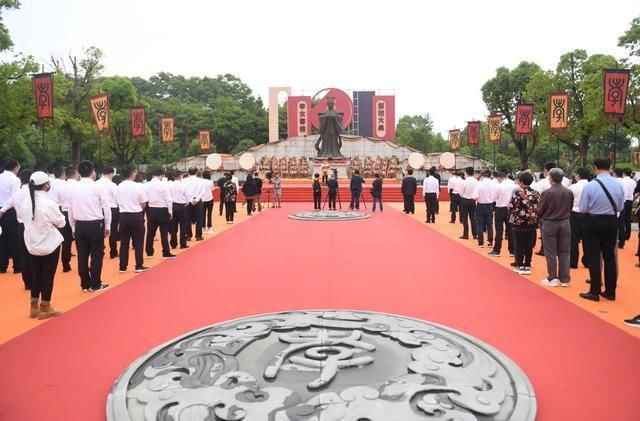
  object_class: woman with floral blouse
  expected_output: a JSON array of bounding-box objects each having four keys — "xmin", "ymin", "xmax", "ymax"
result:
[{"xmin": 508, "ymin": 171, "xmax": 540, "ymax": 275}]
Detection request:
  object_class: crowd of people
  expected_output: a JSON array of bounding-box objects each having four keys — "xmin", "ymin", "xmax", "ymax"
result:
[
  {"xmin": 0, "ymin": 159, "xmax": 262, "ymax": 320},
  {"xmin": 400, "ymin": 158, "xmax": 640, "ymax": 328}
]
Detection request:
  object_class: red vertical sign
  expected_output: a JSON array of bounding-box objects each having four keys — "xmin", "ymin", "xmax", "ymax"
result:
[
  {"xmin": 515, "ymin": 104, "xmax": 534, "ymax": 135},
  {"xmin": 32, "ymin": 73, "xmax": 54, "ymax": 120},
  {"xmin": 287, "ymin": 96, "xmax": 312, "ymax": 138},
  {"xmin": 129, "ymin": 107, "xmax": 146, "ymax": 137},
  {"xmin": 372, "ymin": 95, "xmax": 396, "ymax": 141}
]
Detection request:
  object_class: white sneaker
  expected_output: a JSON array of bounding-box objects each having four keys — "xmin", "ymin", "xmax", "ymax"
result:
[
  {"xmin": 560, "ymin": 281, "xmax": 571, "ymax": 287},
  {"xmin": 518, "ymin": 267, "xmax": 532, "ymax": 275},
  {"xmin": 541, "ymin": 278, "xmax": 559, "ymax": 287},
  {"xmin": 513, "ymin": 267, "xmax": 522, "ymax": 273}
]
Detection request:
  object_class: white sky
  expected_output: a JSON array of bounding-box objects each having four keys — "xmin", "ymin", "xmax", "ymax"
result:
[{"xmin": 3, "ymin": 0, "xmax": 638, "ymax": 135}]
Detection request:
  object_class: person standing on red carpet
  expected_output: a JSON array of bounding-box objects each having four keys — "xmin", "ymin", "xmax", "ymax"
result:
[
  {"xmin": 223, "ymin": 174, "xmax": 237, "ymax": 224},
  {"xmin": 96, "ymin": 167, "xmax": 119, "ymax": 260},
  {"xmin": 168, "ymin": 171, "xmax": 189, "ymax": 250},
  {"xmin": 423, "ymin": 168, "xmax": 439, "ymax": 223},
  {"xmin": 312, "ymin": 174, "xmax": 322, "ymax": 210},
  {"xmin": 459, "ymin": 166, "xmax": 478, "ymax": 240},
  {"xmin": 508, "ymin": 171, "xmax": 539, "ymax": 276},
  {"xmin": 568, "ymin": 168, "xmax": 590, "ymax": 269},
  {"xmin": 116, "ymin": 166, "xmax": 150, "ymax": 274},
  {"xmin": 448, "ymin": 172, "xmax": 464, "ymax": 223},
  {"xmin": 271, "ymin": 172, "xmax": 282, "ymax": 208},
  {"xmin": 144, "ymin": 168, "xmax": 175, "ymax": 260},
  {"xmin": 0, "ymin": 159, "xmax": 22, "ymax": 274},
  {"xmin": 68, "ymin": 161, "xmax": 112, "ymax": 293},
  {"xmin": 201, "ymin": 171, "xmax": 214, "ymax": 234},
  {"xmin": 538, "ymin": 168, "xmax": 574, "ymax": 287},
  {"xmin": 401, "ymin": 169, "xmax": 417, "ymax": 214},
  {"xmin": 371, "ymin": 173, "xmax": 383, "ymax": 212},
  {"xmin": 20, "ymin": 171, "xmax": 66, "ymax": 319},
  {"xmin": 242, "ymin": 174, "xmax": 257, "ymax": 216},
  {"xmin": 489, "ymin": 172, "xmax": 515, "ymax": 258},
  {"xmin": 472, "ymin": 170, "xmax": 496, "ymax": 248},
  {"xmin": 183, "ymin": 167, "xmax": 206, "ymax": 241}
]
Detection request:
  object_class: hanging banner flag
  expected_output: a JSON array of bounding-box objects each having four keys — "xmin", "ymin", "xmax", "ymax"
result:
[
  {"xmin": 548, "ymin": 92, "xmax": 570, "ymax": 132},
  {"xmin": 603, "ymin": 69, "xmax": 630, "ymax": 118},
  {"xmin": 449, "ymin": 129, "xmax": 461, "ymax": 151},
  {"xmin": 488, "ymin": 115, "xmax": 502, "ymax": 142},
  {"xmin": 515, "ymin": 104, "xmax": 534, "ymax": 135},
  {"xmin": 466, "ymin": 121, "xmax": 481, "ymax": 145},
  {"xmin": 632, "ymin": 150, "xmax": 640, "ymax": 166},
  {"xmin": 89, "ymin": 94, "xmax": 110, "ymax": 133},
  {"xmin": 199, "ymin": 130, "xmax": 211, "ymax": 151},
  {"xmin": 161, "ymin": 116, "xmax": 174, "ymax": 143},
  {"xmin": 129, "ymin": 107, "xmax": 146, "ymax": 137},
  {"xmin": 32, "ymin": 73, "xmax": 54, "ymax": 120}
]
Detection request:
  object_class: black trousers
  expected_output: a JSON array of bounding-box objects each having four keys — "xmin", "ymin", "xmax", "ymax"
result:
[
  {"xmin": 403, "ymin": 195, "xmax": 415, "ymax": 214},
  {"xmin": 60, "ymin": 210, "xmax": 73, "ymax": 269},
  {"xmin": 313, "ymin": 191, "xmax": 321, "ymax": 209},
  {"xmin": 108, "ymin": 207, "xmax": 119, "ymax": 258},
  {"xmin": 494, "ymin": 207, "xmax": 513, "ymax": 254},
  {"xmin": 328, "ymin": 191, "xmax": 337, "ymax": 209},
  {"xmin": 425, "ymin": 193, "xmax": 438, "ymax": 222},
  {"xmin": 187, "ymin": 201, "xmax": 204, "ymax": 239},
  {"xmin": 218, "ymin": 197, "xmax": 225, "ymax": 216},
  {"xmin": 514, "ymin": 229, "xmax": 536, "ymax": 267},
  {"xmin": 450, "ymin": 193, "xmax": 461, "ymax": 222},
  {"xmin": 623, "ymin": 200, "xmax": 632, "ymax": 241},
  {"xmin": 119, "ymin": 212, "xmax": 145, "ymax": 270},
  {"xmin": 460, "ymin": 198, "xmax": 477, "ymax": 238},
  {"xmin": 17, "ymin": 223, "xmax": 32, "ymax": 289},
  {"xmin": 203, "ymin": 200, "xmax": 213, "ymax": 228},
  {"xmin": 0, "ymin": 208, "xmax": 20, "ymax": 272},
  {"xmin": 583, "ymin": 215, "xmax": 618, "ymax": 296},
  {"xmin": 170, "ymin": 203, "xmax": 188, "ymax": 248},
  {"xmin": 570, "ymin": 212, "xmax": 588, "ymax": 268},
  {"xmin": 246, "ymin": 198, "xmax": 254, "ymax": 215},
  {"xmin": 75, "ymin": 220, "xmax": 105, "ymax": 290},
  {"xmin": 145, "ymin": 207, "xmax": 171, "ymax": 257},
  {"xmin": 476, "ymin": 203, "xmax": 494, "ymax": 245},
  {"xmin": 30, "ymin": 246, "xmax": 60, "ymax": 302},
  {"xmin": 350, "ymin": 190, "xmax": 361, "ymax": 210},
  {"xmin": 225, "ymin": 201, "xmax": 236, "ymax": 222}
]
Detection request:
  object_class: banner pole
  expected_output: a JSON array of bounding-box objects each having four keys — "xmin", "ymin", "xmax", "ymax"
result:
[
  {"xmin": 556, "ymin": 134, "xmax": 560, "ymax": 165},
  {"xmin": 493, "ymin": 143, "xmax": 496, "ymax": 171},
  {"xmin": 98, "ymin": 133, "xmax": 102, "ymax": 170},
  {"xmin": 613, "ymin": 123, "xmax": 618, "ymax": 167},
  {"xmin": 41, "ymin": 123, "xmax": 46, "ymax": 169}
]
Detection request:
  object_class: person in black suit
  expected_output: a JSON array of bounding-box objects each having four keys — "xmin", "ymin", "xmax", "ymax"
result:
[
  {"xmin": 349, "ymin": 170, "xmax": 365, "ymax": 210},
  {"xmin": 401, "ymin": 169, "xmax": 417, "ymax": 214},
  {"xmin": 217, "ymin": 173, "xmax": 227, "ymax": 216}
]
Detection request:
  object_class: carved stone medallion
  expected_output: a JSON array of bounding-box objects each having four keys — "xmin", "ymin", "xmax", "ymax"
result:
[
  {"xmin": 288, "ymin": 211, "xmax": 371, "ymax": 221},
  {"xmin": 107, "ymin": 310, "xmax": 536, "ymax": 420}
]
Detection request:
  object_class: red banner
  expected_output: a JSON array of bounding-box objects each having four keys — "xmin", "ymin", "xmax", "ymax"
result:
[
  {"xmin": 467, "ymin": 121, "xmax": 481, "ymax": 145},
  {"xmin": 449, "ymin": 129, "xmax": 461, "ymax": 151},
  {"xmin": 515, "ymin": 104, "xmax": 534, "ymax": 135},
  {"xmin": 488, "ymin": 115, "xmax": 502, "ymax": 142},
  {"xmin": 161, "ymin": 116, "xmax": 174, "ymax": 143},
  {"xmin": 287, "ymin": 96, "xmax": 312, "ymax": 138},
  {"xmin": 603, "ymin": 69, "xmax": 630, "ymax": 117},
  {"xmin": 548, "ymin": 92, "xmax": 570, "ymax": 132},
  {"xmin": 32, "ymin": 73, "xmax": 54, "ymax": 120},
  {"xmin": 129, "ymin": 107, "xmax": 146, "ymax": 137},
  {"xmin": 199, "ymin": 130, "xmax": 211, "ymax": 151},
  {"xmin": 372, "ymin": 95, "xmax": 396, "ymax": 141}
]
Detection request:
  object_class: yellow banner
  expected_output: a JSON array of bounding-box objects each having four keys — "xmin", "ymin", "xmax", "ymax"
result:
[
  {"xmin": 161, "ymin": 117, "xmax": 174, "ymax": 143},
  {"xmin": 449, "ymin": 129, "xmax": 461, "ymax": 151},
  {"xmin": 549, "ymin": 92, "xmax": 569, "ymax": 132},
  {"xmin": 199, "ymin": 130, "xmax": 211, "ymax": 151},
  {"xmin": 488, "ymin": 115, "xmax": 502, "ymax": 142},
  {"xmin": 89, "ymin": 94, "xmax": 110, "ymax": 133}
]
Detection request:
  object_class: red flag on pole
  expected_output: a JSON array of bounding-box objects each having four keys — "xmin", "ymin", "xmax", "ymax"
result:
[
  {"xmin": 449, "ymin": 129, "xmax": 461, "ymax": 151},
  {"xmin": 32, "ymin": 73, "xmax": 54, "ymax": 120},
  {"xmin": 515, "ymin": 104, "xmax": 534, "ymax": 135},
  {"xmin": 89, "ymin": 94, "xmax": 110, "ymax": 133},
  {"xmin": 467, "ymin": 121, "xmax": 481, "ymax": 145},
  {"xmin": 603, "ymin": 69, "xmax": 630, "ymax": 119},
  {"xmin": 161, "ymin": 116, "xmax": 174, "ymax": 143},
  {"xmin": 129, "ymin": 107, "xmax": 146, "ymax": 137},
  {"xmin": 488, "ymin": 115, "xmax": 502, "ymax": 142}
]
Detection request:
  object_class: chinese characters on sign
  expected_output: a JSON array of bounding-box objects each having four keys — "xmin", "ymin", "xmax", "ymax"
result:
[
  {"xmin": 129, "ymin": 107, "xmax": 146, "ymax": 137},
  {"xmin": 32, "ymin": 73, "xmax": 54, "ymax": 120},
  {"xmin": 89, "ymin": 94, "xmax": 110, "ymax": 133},
  {"xmin": 297, "ymin": 101, "xmax": 308, "ymax": 136},
  {"xmin": 161, "ymin": 116, "xmax": 174, "ymax": 143},
  {"xmin": 449, "ymin": 129, "xmax": 461, "ymax": 151},
  {"xmin": 375, "ymin": 100, "xmax": 387, "ymax": 138},
  {"xmin": 548, "ymin": 92, "xmax": 569, "ymax": 132},
  {"xmin": 467, "ymin": 121, "xmax": 481, "ymax": 145},
  {"xmin": 199, "ymin": 130, "xmax": 211, "ymax": 151},
  {"xmin": 488, "ymin": 115, "xmax": 502, "ymax": 142},
  {"xmin": 515, "ymin": 104, "xmax": 534, "ymax": 135},
  {"xmin": 603, "ymin": 69, "xmax": 630, "ymax": 120}
]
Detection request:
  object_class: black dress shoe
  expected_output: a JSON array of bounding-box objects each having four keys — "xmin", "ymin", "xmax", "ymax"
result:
[
  {"xmin": 585, "ymin": 279, "xmax": 591, "ymax": 284},
  {"xmin": 600, "ymin": 292, "xmax": 616, "ymax": 301},
  {"xmin": 63, "ymin": 266, "xmax": 72, "ymax": 273},
  {"xmin": 535, "ymin": 250, "xmax": 545, "ymax": 256},
  {"xmin": 459, "ymin": 236, "xmax": 469, "ymax": 240},
  {"xmin": 579, "ymin": 292, "xmax": 600, "ymax": 302}
]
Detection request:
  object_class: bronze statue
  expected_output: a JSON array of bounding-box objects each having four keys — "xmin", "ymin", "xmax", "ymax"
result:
[{"xmin": 315, "ymin": 96, "xmax": 344, "ymax": 157}]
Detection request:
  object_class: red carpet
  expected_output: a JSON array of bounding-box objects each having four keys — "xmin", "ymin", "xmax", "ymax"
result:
[{"xmin": 1, "ymin": 203, "xmax": 639, "ymax": 420}]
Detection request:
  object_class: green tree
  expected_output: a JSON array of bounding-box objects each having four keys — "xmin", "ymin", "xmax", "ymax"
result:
[
  {"xmin": 0, "ymin": 0, "xmax": 19, "ymax": 52},
  {"xmin": 231, "ymin": 138, "xmax": 256, "ymax": 154},
  {"xmin": 481, "ymin": 62, "xmax": 542, "ymax": 169},
  {"xmin": 395, "ymin": 114, "xmax": 439, "ymax": 152}
]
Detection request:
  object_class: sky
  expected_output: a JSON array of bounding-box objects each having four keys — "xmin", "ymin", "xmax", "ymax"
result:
[{"xmin": 2, "ymin": 0, "xmax": 638, "ymax": 136}]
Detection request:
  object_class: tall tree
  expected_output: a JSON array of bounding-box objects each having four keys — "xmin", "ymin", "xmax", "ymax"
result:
[
  {"xmin": 395, "ymin": 114, "xmax": 440, "ymax": 152},
  {"xmin": 481, "ymin": 62, "xmax": 542, "ymax": 169},
  {"xmin": 0, "ymin": 0, "xmax": 20, "ymax": 52},
  {"xmin": 50, "ymin": 47, "xmax": 105, "ymax": 164}
]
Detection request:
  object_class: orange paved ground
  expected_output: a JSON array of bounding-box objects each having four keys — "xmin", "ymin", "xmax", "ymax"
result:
[
  {"xmin": 389, "ymin": 202, "xmax": 640, "ymax": 340},
  {"xmin": 0, "ymin": 206, "xmax": 258, "ymax": 344},
  {"xmin": 2, "ymin": 201, "xmax": 639, "ymax": 344}
]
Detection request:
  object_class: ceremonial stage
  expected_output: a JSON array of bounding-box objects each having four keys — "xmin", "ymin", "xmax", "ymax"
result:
[{"xmin": 0, "ymin": 203, "xmax": 639, "ymax": 420}]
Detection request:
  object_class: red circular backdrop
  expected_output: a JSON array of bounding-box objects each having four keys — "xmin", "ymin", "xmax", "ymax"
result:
[{"xmin": 310, "ymin": 88, "xmax": 353, "ymax": 130}]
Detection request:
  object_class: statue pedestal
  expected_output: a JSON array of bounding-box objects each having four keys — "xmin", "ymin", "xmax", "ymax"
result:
[{"xmin": 311, "ymin": 157, "xmax": 350, "ymax": 178}]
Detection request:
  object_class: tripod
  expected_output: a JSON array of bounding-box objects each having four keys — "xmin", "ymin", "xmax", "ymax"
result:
[
  {"xmin": 349, "ymin": 190, "xmax": 367, "ymax": 210},
  {"xmin": 322, "ymin": 187, "xmax": 342, "ymax": 210}
]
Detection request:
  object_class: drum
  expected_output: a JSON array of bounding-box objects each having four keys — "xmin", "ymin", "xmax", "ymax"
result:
[
  {"xmin": 407, "ymin": 152, "xmax": 425, "ymax": 169},
  {"xmin": 205, "ymin": 153, "xmax": 222, "ymax": 170},
  {"xmin": 439, "ymin": 152, "xmax": 456, "ymax": 169},
  {"xmin": 238, "ymin": 153, "xmax": 256, "ymax": 171}
]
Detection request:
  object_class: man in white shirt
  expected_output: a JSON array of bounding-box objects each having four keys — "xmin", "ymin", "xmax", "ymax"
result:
[
  {"xmin": 0, "ymin": 159, "xmax": 22, "ymax": 273},
  {"xmin": 169, "ymin": 171, "xmax": 189, "ymax": 249},
  {"xmin": 2, "ymin": 169, "xmax": 32, "ymax": 288},
  {"xmin": 68, "ymin": 160, "xmax": 112, "ymax": 292},
  {"xmin": 201, "ymin": 171, "xmax": 214, "ymax": 234},
  {"xmin": 57, "ymin": 166, "xmax": 78, "ymax": 272},
  {"xmin": 621, "ymin": 168, "xmax": 636, "ymax": 245},
  {"xmin": 459, "ymin": 167, "xmax": 478, "ymax": 240},
  {"xmin": 489, "ymin": 172, "xmax": 515, "ymax": 257},
  {"xmin": 96, "ymin": 166, "xmax": 119, "ymax": 260},
  {"xmin": 569, "ymin": 167, "xmax": 590, "ymax": 269},
  {"xmin": 116, "ymin": 166, "xmax": 149, "ymax": 273},
  {"xmin": 472, "ymin": 170, "xmax": 496, "ymax": 248},
  {"xmin": 144, "ymin": 168, "xmax": 175, "ymax": 259},
  {"xmin": 448, "ymin": 172, "xmax": 464, "ymax": 224},
  {"xmin": 183, "ymin": 167, "xmax": 206, "ymax": 241},
  {"xmin": 423, "ymin": 168, "xmax": 440, "ymax": 223},
  {"xmin": 612, "ymin": 168, "xmax": 629, "ymax": 248}
]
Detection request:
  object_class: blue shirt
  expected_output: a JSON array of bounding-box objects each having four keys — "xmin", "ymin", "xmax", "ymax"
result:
[{"xmin": 578, "ymin": 173, "xmax": 625, "ymax": 216}]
